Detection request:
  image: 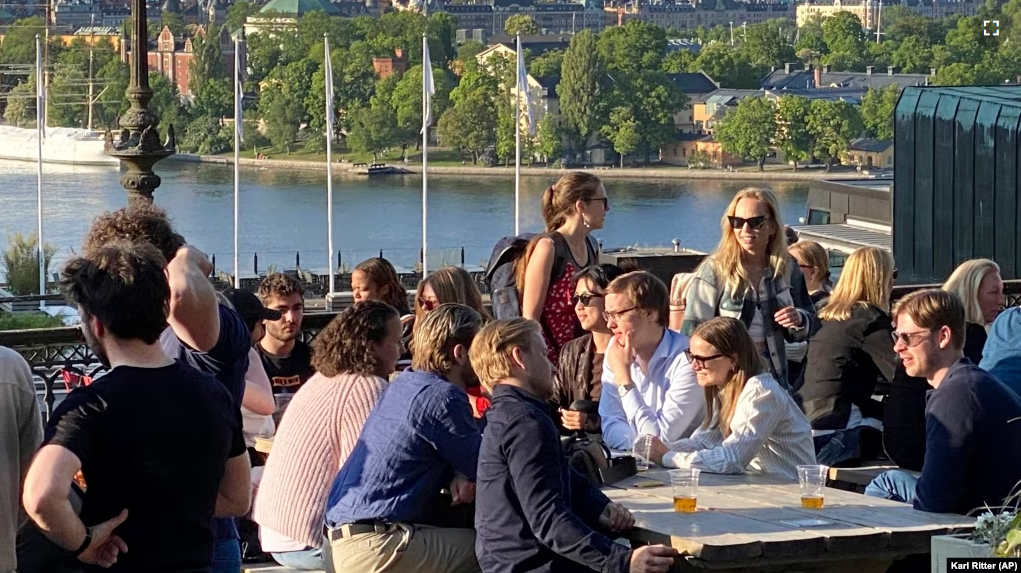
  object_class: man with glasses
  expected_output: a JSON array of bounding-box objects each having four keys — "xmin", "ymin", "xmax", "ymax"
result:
[
  {"xmin": 597, "ymin": 271, "xmax": 704, "ymax": 451},
  {"xmin": 865, "ymin": 289, "xmax": 1021, "ymax": 515}
]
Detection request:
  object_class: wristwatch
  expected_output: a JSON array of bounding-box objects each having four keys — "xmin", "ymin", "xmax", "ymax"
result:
[
  {"xmin": 617, "ymin": 382, "xmax": 636, "ymax": 396},
  {"xmin": 72, "ymin": 528, "xmax": 92, "ymax": 558}
]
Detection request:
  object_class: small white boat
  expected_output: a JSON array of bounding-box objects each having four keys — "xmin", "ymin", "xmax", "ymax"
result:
[{"xmin": 0, "ymin": 125, "xmax": 120, "ymax": 167}]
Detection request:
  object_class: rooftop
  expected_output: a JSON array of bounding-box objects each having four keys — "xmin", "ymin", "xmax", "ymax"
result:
[
  {"xmin": 761, "ymin": 65, "xmax": 931, "ymax": 90},
  {"xmin": 848, "ymin": 137, "xmax": 893, "ymax": 153},
  {"xmin": 666, "ymin": 71, "xmax": 718, "ymax": 94},
  {"xmin": 258, "ymin": 0, "xmax": 342, "ymax": 16}
]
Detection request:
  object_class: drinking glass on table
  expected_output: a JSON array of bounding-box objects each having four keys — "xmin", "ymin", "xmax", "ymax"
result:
[
  {"xmin": 272, "ymin": 392, "xmax": 294, "ymax": 427},
  {"xmin": 633, "ymin": 435, "xmax": 653, "ymax": 472},
  {"xmin": 797, "ymin": 465, "xmax": 828, "ymax": 509},
  {"xmin": 670, "ymin": 468, "xmax": 700, "ymax": 513}
]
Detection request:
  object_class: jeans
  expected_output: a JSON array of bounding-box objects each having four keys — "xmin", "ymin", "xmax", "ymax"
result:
[
  {"xmin": 864, "ymin": 470, "xmax": 920, "ymax": 504},
  {"xmin": 210, "ymin": 537, "xmax": 242, "ymax": 573},
  {"xmin": 272, "ymin": 548, "xmax": 325, "ymax": 570}
]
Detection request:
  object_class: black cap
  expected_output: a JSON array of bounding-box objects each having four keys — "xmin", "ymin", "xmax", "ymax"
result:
[{"xmin": 225, "ymin": 288, "xmax": 281, "ymax": 332}]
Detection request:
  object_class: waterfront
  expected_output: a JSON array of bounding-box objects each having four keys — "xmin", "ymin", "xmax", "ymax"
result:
[{"xmin": 0, "ymin": 159, "xmax": 810, "ymax": 273}]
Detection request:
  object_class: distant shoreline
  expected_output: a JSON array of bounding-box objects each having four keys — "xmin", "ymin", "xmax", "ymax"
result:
[{"xmin": 166, "ymin": 153, "xmax": 870, "ymax": 182}]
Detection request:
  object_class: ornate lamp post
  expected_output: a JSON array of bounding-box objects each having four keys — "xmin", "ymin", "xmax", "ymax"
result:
[{"xmin": 105, "ymin": 0, "xmax": 175, "ymax": 205}]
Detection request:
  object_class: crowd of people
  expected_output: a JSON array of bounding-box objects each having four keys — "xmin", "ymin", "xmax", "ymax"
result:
[{"xmin": 1, "ymin": 172, "xmax": 1021, "ymax": 573}]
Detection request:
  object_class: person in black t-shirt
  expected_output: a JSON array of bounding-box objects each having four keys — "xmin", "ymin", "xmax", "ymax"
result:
[
  {"xmin": 22, "ymin": 243, "xmax": 251, "ymax": 573},
  {"xmin": 257, "ymin": 273, "xmax": 315, "ymax": 394}
]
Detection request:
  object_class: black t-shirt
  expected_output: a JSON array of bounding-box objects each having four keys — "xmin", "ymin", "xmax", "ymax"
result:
[
  {"xmin": 257, "ymin": 340, "xmax": 315, "ymax": 394},
  {"xmin": 43, "ymin": 362, "xmax": 245, "ymax": 573}
]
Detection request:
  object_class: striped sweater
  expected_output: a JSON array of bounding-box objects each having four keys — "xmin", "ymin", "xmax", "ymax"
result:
[{"xmin": 253, "ymin": 372, "xmax": 387, "ymax": 549}]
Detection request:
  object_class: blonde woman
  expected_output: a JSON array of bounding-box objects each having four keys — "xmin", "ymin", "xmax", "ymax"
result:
[
  {"xmin": 942, "ymin": 259, "xmax": 1003, "ymax": 363},
  {"xmin": 682, "ymin": 188, "xmax": 818, "ymax": 389},
  {"xmin": 413, "ymin": 267, "xmax": 491, "ymax": 334},
  {"xmin": 788, "ymin": 240, "xmax": 832, "ymax": 307},
  {"xmin": 795, "ymin": 247, "xmax": 897, "ymax": 466},
  {"xmin": 647, "ymin": 317, "xmax": 815, "ymax": 481}
]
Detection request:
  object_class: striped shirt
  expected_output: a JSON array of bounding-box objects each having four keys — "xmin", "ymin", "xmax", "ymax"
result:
[{"xmin": 662, "ymin": 374, "xmax": 816, "ymax": 482}]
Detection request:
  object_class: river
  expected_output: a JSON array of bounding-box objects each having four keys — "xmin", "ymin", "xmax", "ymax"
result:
[{"xmin": 0, "ymin": 159, "xmax": 809, "ymax": 274}]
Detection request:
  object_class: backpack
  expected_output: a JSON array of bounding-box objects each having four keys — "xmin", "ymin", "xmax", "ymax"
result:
[
  {"xmin": 564, "ymin": 435, "xmax": 612, "ymax": 485},
  {"xmin": 484, "ymin": 232, "xmax": 599, "ymax": 321}
]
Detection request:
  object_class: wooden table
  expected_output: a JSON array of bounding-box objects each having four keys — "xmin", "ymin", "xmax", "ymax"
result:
[
  {"xmin": 254, "ymin": 436, "xmax": 273, "ymax": 454},
  {"xmin": 605, "ymin": 468, "xmax": 973, "ymax": 572}
]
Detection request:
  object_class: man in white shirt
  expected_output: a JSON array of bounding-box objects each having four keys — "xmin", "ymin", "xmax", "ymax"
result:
[
  {"xmin": 0, "ymin": 346, "xmax": 42, "ymax": 573},
  {"xmin": 598, "ymin": 271, "xmax": 704, "ymax": 451}
]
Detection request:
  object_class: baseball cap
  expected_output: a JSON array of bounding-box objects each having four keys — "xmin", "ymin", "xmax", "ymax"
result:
[{"xmin": 225, "ymin": 288, "xmax": 282, "ymax": 332}]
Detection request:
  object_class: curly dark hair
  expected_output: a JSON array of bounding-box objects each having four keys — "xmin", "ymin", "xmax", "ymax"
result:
[
  {"xmin": 312, "ymin": 301, "xmax": 399, "ymax": 377},
  {"xmin": 61, "ymin": 242, "xmax": 170, "ymax": 344},
  {"xmin": 82, "ymin": 204, "xmax": 186, "ymax": 264},
  {"xmin": 258, "ymin": 272, "xmax": 304, "ymax": 304}
]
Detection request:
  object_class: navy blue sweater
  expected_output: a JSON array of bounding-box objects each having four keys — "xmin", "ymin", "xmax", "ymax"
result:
[
  {"xmin": 475, "ymin": 384, "xmax": 632, "ymax": 573},
  {"xmin": 916, "ymin": 359, "xmax": 1021, "ymax": 515}
]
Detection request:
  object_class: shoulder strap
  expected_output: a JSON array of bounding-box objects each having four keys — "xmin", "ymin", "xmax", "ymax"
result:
[{"xmin": 547, "ymin": 232, "xmax": 571, "ymax": 284}]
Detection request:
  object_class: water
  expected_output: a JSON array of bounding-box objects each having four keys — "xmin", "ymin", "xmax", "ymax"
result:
[{"xmin": 0, "ymin": 159, "xmax": 809, "ymax": 273}]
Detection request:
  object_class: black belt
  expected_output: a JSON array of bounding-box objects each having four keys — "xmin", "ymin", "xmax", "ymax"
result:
[{"xmin": 323, "ymin": 520, "xmax": 391, "ymax": 542}]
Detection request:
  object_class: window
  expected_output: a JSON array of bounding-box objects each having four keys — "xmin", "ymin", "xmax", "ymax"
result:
[{"xmin": 806, "ymin": 209, "xmax": 831, "ymax": 225}]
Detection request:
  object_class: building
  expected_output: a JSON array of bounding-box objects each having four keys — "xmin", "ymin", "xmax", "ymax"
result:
[
  {"xmin": 101, "ymin": 6, "xmax": 131, "ymax": 27},
  {"xmin": 661, "ymin": 133, "xmax": 742, "ymax": 167},
  {"xmin": 606, "ymin": 0, "xmax": 794, "ymax": 32},
  {"xmin": 123, "ymin": 24, "xmax": 233, "ymax": 97},
  {"xmin": 444, "ymin": 0, "xmax": 604, "ymax": 45},
  {"xmin": 244, "ymin": 0, "xmax": 342, "ymax": 35},
  {"xmin": 372, "ymin": 49, "xmax": 408, "ymax": 78},
  {"xmin": 760, "ymin": 63, "xmax": 933, "ymax": 90},
  {"xmin": 796, "ymin": 0, "xmax": 977, "ymax": 29},
  {"xmin": 474, "ymin": 34, "xmax": 571, "ymax": 67},
  {"xmin": 56, "ymin": 26, "xmax": 122, "ymax": 51},
  {"xmin": 667, "ymin": 71, "xmax": 719, "ymax": 134},
  {"xmin": 51, "ymin": 0, "xmax": 103, "ymax": 28},
  {"xmin": 844, "ymin": 137, "xmax": 893, "ymax": 169}
]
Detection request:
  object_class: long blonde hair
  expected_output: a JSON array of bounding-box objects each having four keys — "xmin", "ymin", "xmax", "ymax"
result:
[
  {"xmin": 943, "ymin": 259, "xmax": 1000, "ymax": 326},
  {"xmin": 692, "ymin": 317, "xmax": 763, "ymax": 438},
  {"xmin": 817, "ymin": 247, "xmax": 894, "ymax": 322},
  {"xmin": 710, "ymin": 188, "xmax": 789, "ymax": 297},
  {"xmin": 413, "ymin": 267, "xmax": 491, "ymax": 333},
  {"xmin": 789, "ymin": 240, "xmax": 831, "ymax": 291}
]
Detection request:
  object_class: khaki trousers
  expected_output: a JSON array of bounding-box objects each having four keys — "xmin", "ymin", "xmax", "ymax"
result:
[{"xmin": 327, "ymin": 523, "xmax": 479, "ymax": 573}]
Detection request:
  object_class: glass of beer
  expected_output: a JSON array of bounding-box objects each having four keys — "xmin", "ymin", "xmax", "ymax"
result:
[
  {"xmin": 633, "ymin": 435, "xmax": 653, "ymax": 472},
  {"xmin": 670, "ymin": 468, "xmax": 700, "ymax": 513},
  {"xmin": 797, "ymin": 465, "xmax": 828, "ymax": 509}
]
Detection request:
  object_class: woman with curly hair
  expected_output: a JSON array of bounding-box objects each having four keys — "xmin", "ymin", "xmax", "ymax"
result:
[{"xmin": 253, "ymin": 301, "xmax": 402, "ymax": 570}]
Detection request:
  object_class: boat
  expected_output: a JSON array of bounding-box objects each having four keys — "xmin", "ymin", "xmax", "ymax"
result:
[
  {"xmin": 351, "ymin": 162, "xmax": 398, "ymax": 175},
  {"xmin": 0, "ymin": 125, "xmax": 120, "ymax": 167}
]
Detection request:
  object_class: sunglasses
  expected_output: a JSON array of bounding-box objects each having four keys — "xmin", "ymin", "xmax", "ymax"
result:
[
  {"xmin": 728, "ymin": 215, "xmax": 770, "ymax": 230},
  {"xmin": 586, "ymin": 197, "xmax": 609, "ymax": 210},
  {"xmin": 891, "ymin": 330, "xmax": 929, "ymax": 347},
  {"xmin": 571, "ymin": 293, "xmax": 603, "ymax": 307},
  {"xmin": 683, "ymin": 349, "xmax": 725, "ymax": 369},
  {"xmin": 419, "ymin": 298, "xmax": 439, "ymax": 311}
]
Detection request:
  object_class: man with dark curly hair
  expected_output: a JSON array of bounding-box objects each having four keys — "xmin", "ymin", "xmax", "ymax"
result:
[
  {"xmin": 257, "ymin": 273, "xmax": 314, "ymax": 395},
  {"xmin": 81, "ymin": 204, "xmax": 252, "ymax": 572}
]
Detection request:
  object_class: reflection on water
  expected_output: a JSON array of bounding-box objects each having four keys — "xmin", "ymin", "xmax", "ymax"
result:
[{"xmin": 0, "ymin": 159, "xmax": 809, "ymax": 273}]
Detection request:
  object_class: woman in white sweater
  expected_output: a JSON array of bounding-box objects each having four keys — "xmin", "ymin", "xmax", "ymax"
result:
[{"xmin": 648, "ymin": 317, "xmax": 815, "ymax": 481}]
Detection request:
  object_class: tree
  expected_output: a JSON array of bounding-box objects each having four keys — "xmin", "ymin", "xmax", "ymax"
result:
[
  {"xmin": 775, "ymin": 95, "xmax": 812, "ymax": 169},
  {"xmin": 715, "ymin": 96, "xmax": 777, "ymax": 170},
  {"xmin": 179, "ymin": 114, "xmax": 231, "ymax": 154},
  {"xmin": 890, "ymin": 35, "xmax": 935, "ymax": 74},
  {"xmin": 504, "ymin": 14, "xmax": 540, "ymax": 36},
  {"xmin": 558, "ymin": 30, "xmax": 606, "ymax": 153},
  {"xmin": 0, "ymin": 17, "xmax": 50, "ymax": 66},
  {"xmin": 528, "ymin": 49, "xmax": 564, "ymax": 79},
  {"xmin": 258, "ymin": 80, "xmax": 305, "ymax": 153},
  {"xmin": 691, "ymin": 43, "xmax": 761, "ymax": 89},
  {"xmin": 346, "ymin": 102, "xmax": 399, "ymax": 159},
  {"xmin": 160, "ymin": 12, "xmax": 187, "ymax": 37},
  {"xmin": 427, "ymin": 13, "xmax": 459, "ymax": 67},
  {"xmin": 456, "ymin": 41, "xmax": 486, "ymax": 65},
  {"xmin": 225, "ymin": 1, "xmax": 260, "ymax": 32},
  {"xmin": 2, "ymin": 233, "xmax": 56, "ymax": 295},
  {"xmin": 534, "ymin": 113, "xmax": 563, "ymax": 166},
  {"xmin": 391, "ymin": 64, "xmax": 453, "ymax": 150},
  {"xmin": 602, "ymin": 106, "xmax": 640, "ymax": 168},
  {"xmin": 3, "ymin": 77, "xmax": 35, "ymax": 127},
  {"xmin": 822, "ymin": 12, "xmax": 867, "ymax": 69},
  {"xmin": 739, "ymin": 20, "xmax": 796, "ymax": 67},
  {"xmin": 608, "ymin": 70, "xmax": 687, "ymax": 163},
  {"xmin": 806, "ymin": 99, "xmax": 864, "ymax": 170},
  {"xmin": 859, "ymin": 84, "xmax": 899, "ymax": 141},
  {"xmin": 437, "ymin": 93, "xmax": 497, "ymax": 164},
  {"xmin": 189, "ymin": 26, "xmax": 232, "ymax": 118},
  {"xmin": 661, "ymin": 49, "xmax": 695, "ymax": 73},
  {"xmin": 597, "ymin": 20, "xmax": 667, "ymax": 73},
  {"xmin": 148, "ymin": 72, "xmax": 188, "ymax": 135},
  {"xmin": 495, "ymin": 98, "xmax": 516, "ymax": 165}
]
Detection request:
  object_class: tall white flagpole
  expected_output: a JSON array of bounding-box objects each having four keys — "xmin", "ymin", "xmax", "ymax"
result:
[
  {"xmin": 325, "ymin": 35, "xmax": 336, "ymax": 294},
  {"xmin": 421, "ymin": 34, "xmax": 433, "ymax": 276},
  {"xmin": 233, "ymin": 34, "xmax": 242, "ymax": 289},
  {"xmin": 36, "ymin": 34, "xmax": 45, "ymax": 307},
  {"xmin": 514, "ymin": 33, "xmax": 522, "ymax": 236}
]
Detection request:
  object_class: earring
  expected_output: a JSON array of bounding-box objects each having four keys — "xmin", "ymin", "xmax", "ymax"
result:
[{"xmin": 582, "ymin": 218, "xmax": 591, "ymax": 229}]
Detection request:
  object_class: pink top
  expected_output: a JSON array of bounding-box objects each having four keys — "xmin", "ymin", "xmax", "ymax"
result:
[{"xmin": 253, "ymin": 372, "xmax": 387, "ymax": 549}]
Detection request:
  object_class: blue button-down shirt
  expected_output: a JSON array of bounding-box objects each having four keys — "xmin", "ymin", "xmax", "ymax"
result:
[
  {"xmin": 598, "ymin": 328, "xmax": 704, "ymax": 451},
  {"xmin": 476, "ymin": 384, "xmax": 631, "ymax": 573},
  {"xmin": 324, "ymin": 369, "xmax": 482, "ymax": 526}
]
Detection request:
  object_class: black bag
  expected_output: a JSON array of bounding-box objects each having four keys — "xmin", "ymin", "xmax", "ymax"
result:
[{"xmin": 564, "ymin": 434, "xmax": 612, "ymax": 485}]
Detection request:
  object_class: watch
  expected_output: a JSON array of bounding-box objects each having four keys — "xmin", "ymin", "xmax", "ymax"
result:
[
  {"xmin": 617, "ymin": 382, "xmax": 636, "ymax": 396},
  {"xmin": 72, "ymin": 528, "xmax": 92, "ymax": 558}
]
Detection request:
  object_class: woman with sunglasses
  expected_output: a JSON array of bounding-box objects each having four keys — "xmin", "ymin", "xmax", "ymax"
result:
[
  {"xmin": 646, "ymin": 317, "xmax": 815, "ymax": 480},
  {"xmin": 682, "ymin": 187, "xmax": 818, "ymax": 390},
  {"xmin": 551, "ymin": 263, "xmax": 626, "ymax": 434},
  {"xmin": 795, "ymin": 247, "xmax": 898, "ymax": 467},
  {"xmin": 518, "ymin": 172, "xmax": 608, "ymax": 366}
]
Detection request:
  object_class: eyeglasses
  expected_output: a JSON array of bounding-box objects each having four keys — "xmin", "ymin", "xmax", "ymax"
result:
[
  {"xmin": 571, "ymin": 293, "xmax": 603, "ymax": 307},
  {"xmin": 891, "ymin": 330, "xmax": 930, "ymax": 347},
  {"xmin": 586, "ymin": 197, "xmax": 609, "ymax": 210},
  {"xmin": 728, "ymin": 215, "xmax": 770, "ymax": 230},
  {"xmin": 684, "ymin": 349, "xmax": 725, "ymax": 369},
  {"xmin": 602, "ymin": 306, "xmax": 637, "ymax": 323},
  {"xmin": 419, "ymin": 298, "xmax": 439, "ymax": 311}
]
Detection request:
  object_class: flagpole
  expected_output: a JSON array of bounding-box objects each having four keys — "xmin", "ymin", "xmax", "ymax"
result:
[
  {"xmin": 325, "ymin": 34, "xmax": 335, "ymax": 295},
  {"xmin": 514, "ymin": 32, "xmax": 522, "ymax": 236},
  {"xmin": 36, "ymin": 34, "xmax": 45, "ymax": 308},
  {"xmin": 233, "ymin": 34, "xmax": 241, "ymax": 289},
  {"xmin": 421, "ymin": 33, "xmax": 429, "ymax": 276}
]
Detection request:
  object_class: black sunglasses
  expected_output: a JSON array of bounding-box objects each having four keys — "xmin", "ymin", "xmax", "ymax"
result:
[
  {"xmin": 683, "ymin": 349, "xmax": 725, "ymax": 368},
  {"xmin": 728, "ymin": 215, "xmax": 770, "ymax": 230},
  {"xmin": 571, "ymin": 293, "xmax": 603, "ymax": 307},
  {"xmin": 586, "ymin": 197, "xmax": 609, "ymax": 210}
]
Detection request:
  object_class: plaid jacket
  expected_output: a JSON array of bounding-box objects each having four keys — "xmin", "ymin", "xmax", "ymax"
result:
[{"xmin": 680, "ymin": 256, "xmax": 819, "ymax": 390}]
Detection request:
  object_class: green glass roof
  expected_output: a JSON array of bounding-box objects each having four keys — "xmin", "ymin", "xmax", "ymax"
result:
[{"xmin": 259, "ymin": 0, "xmax": 342, "ymax": 16}]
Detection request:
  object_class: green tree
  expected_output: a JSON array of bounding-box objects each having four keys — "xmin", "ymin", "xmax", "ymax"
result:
[
  {"xmin": 495, "ymin": 97, "xmax": 516, "ymax": 165},
  {"xmin": 859, "ymin": 84, "xmax": 899, "ymax": 141},
  {"xmin": 504, "ymin": 14, "xmax": 540, "ymax": 36},
  {"xmin": 189, "ymin": 26, "xmax": 232, "ymax": 118},
  {"xmin": 691, "ymin": 43, "xmax": 761, "ymax": 89},
  {"xmin": 149, "ymin": 72, "xmax": 187, "ymax": 136},
  {"xmin": 3, "ymin": 77, "xmax": 35, "ymax": 127},
  {"xmin": 179, "ymin": 114, "xmax": 232, "ymax": 154},
  {"xmin": 427, "ymin": 13, "xmax": 459, "ymax": 67},
  {"xmin": 389, "ymin": 64, "xmax": 453, "ymax": 150},
  {"xmin": 609, "ymin": 70, "xmax": 687, "ymax": 163},
  {"xmin": 601, "ymin": 106, "xmax": 640, "ymax": 168},
  {"xmin": 47, "ymin": 63, "xmax": 88, "ymax": 128},
  {"xmin": 436, "ymin": 93, "xmax": 497, "ymax": 164},
  {"xmin": 806, "ymin": 99, "xmax": 863, "ymax": 170},
  {"xmin": 535, "ymin": 113, "xmax": 563, "ymax": 166},
  {"xmin": 346, "ymin": 102, "xmax": 399, "ymax": 159},
  {"xmin": 2, "ymin": 232, "xmax": 57, "ymax": 295},
  {"xmin": 661, "ymin": 49, "xmax": 695, "ymax": 73},
  {"xmin": 557, "ymin": 30, "xmax": 606, "ymax": 153},
  {"xmin": 528, "ymin": 49, "xmax": 564, "ymax": 78},
  {"xmin": 225, "ymin": 1, "xmax": 260, "ymax": 32},
  {"xmin": 597, "ymin": 20, "xmax": 667, "ymax": 73},
  {"xmin": 775, "ymin": 95, "xmax": 812, "ymax": 169},
  {"xmin": 715, "ymin": 96, "xmax": 777, "ymax": 170},
  {"xmin": 890, "ymin": 35, "xmax": 934, "ymax": 74},
  {"xmin": 258, "ymin": 80, "xmax": 305, "ymax": 153},
  {"xmin": 456, "ymin": 40, "xmax": 486, "ymax": 66},
  {"xmin": 0, "ymin": 17, "xmax": 50, "ymax": 66},
  {"xmin": 739, "ymin": 19, "xmax": 796, "ymax": 67},
  {"xmin": 822, "ymin": 12, "xmax": 867, "ymax": 69}
]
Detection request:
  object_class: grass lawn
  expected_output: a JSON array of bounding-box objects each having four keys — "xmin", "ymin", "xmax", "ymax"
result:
[
  {"xmin": 223, "ymin": 144, "xmax": 467, "ymax": 166},
  {"xmin": 0, "ymin": 311, "xmax": 66, "ymax": 330}
]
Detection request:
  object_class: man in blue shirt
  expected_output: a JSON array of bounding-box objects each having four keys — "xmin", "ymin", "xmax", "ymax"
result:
[
  {"xmin": 865, "ymin": 289, "xmax": 1021, "ymax": 515},
  {"xmin": 324, "ymin": 304, "xmax": 486, "ymax": 573},
  {"xmin": 598, "ymin": 272, "xmax": 703, "ymax": 451},
  {"xmin": 472, "ymin": 318, "xmax": 678, "ymax": 573}
]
